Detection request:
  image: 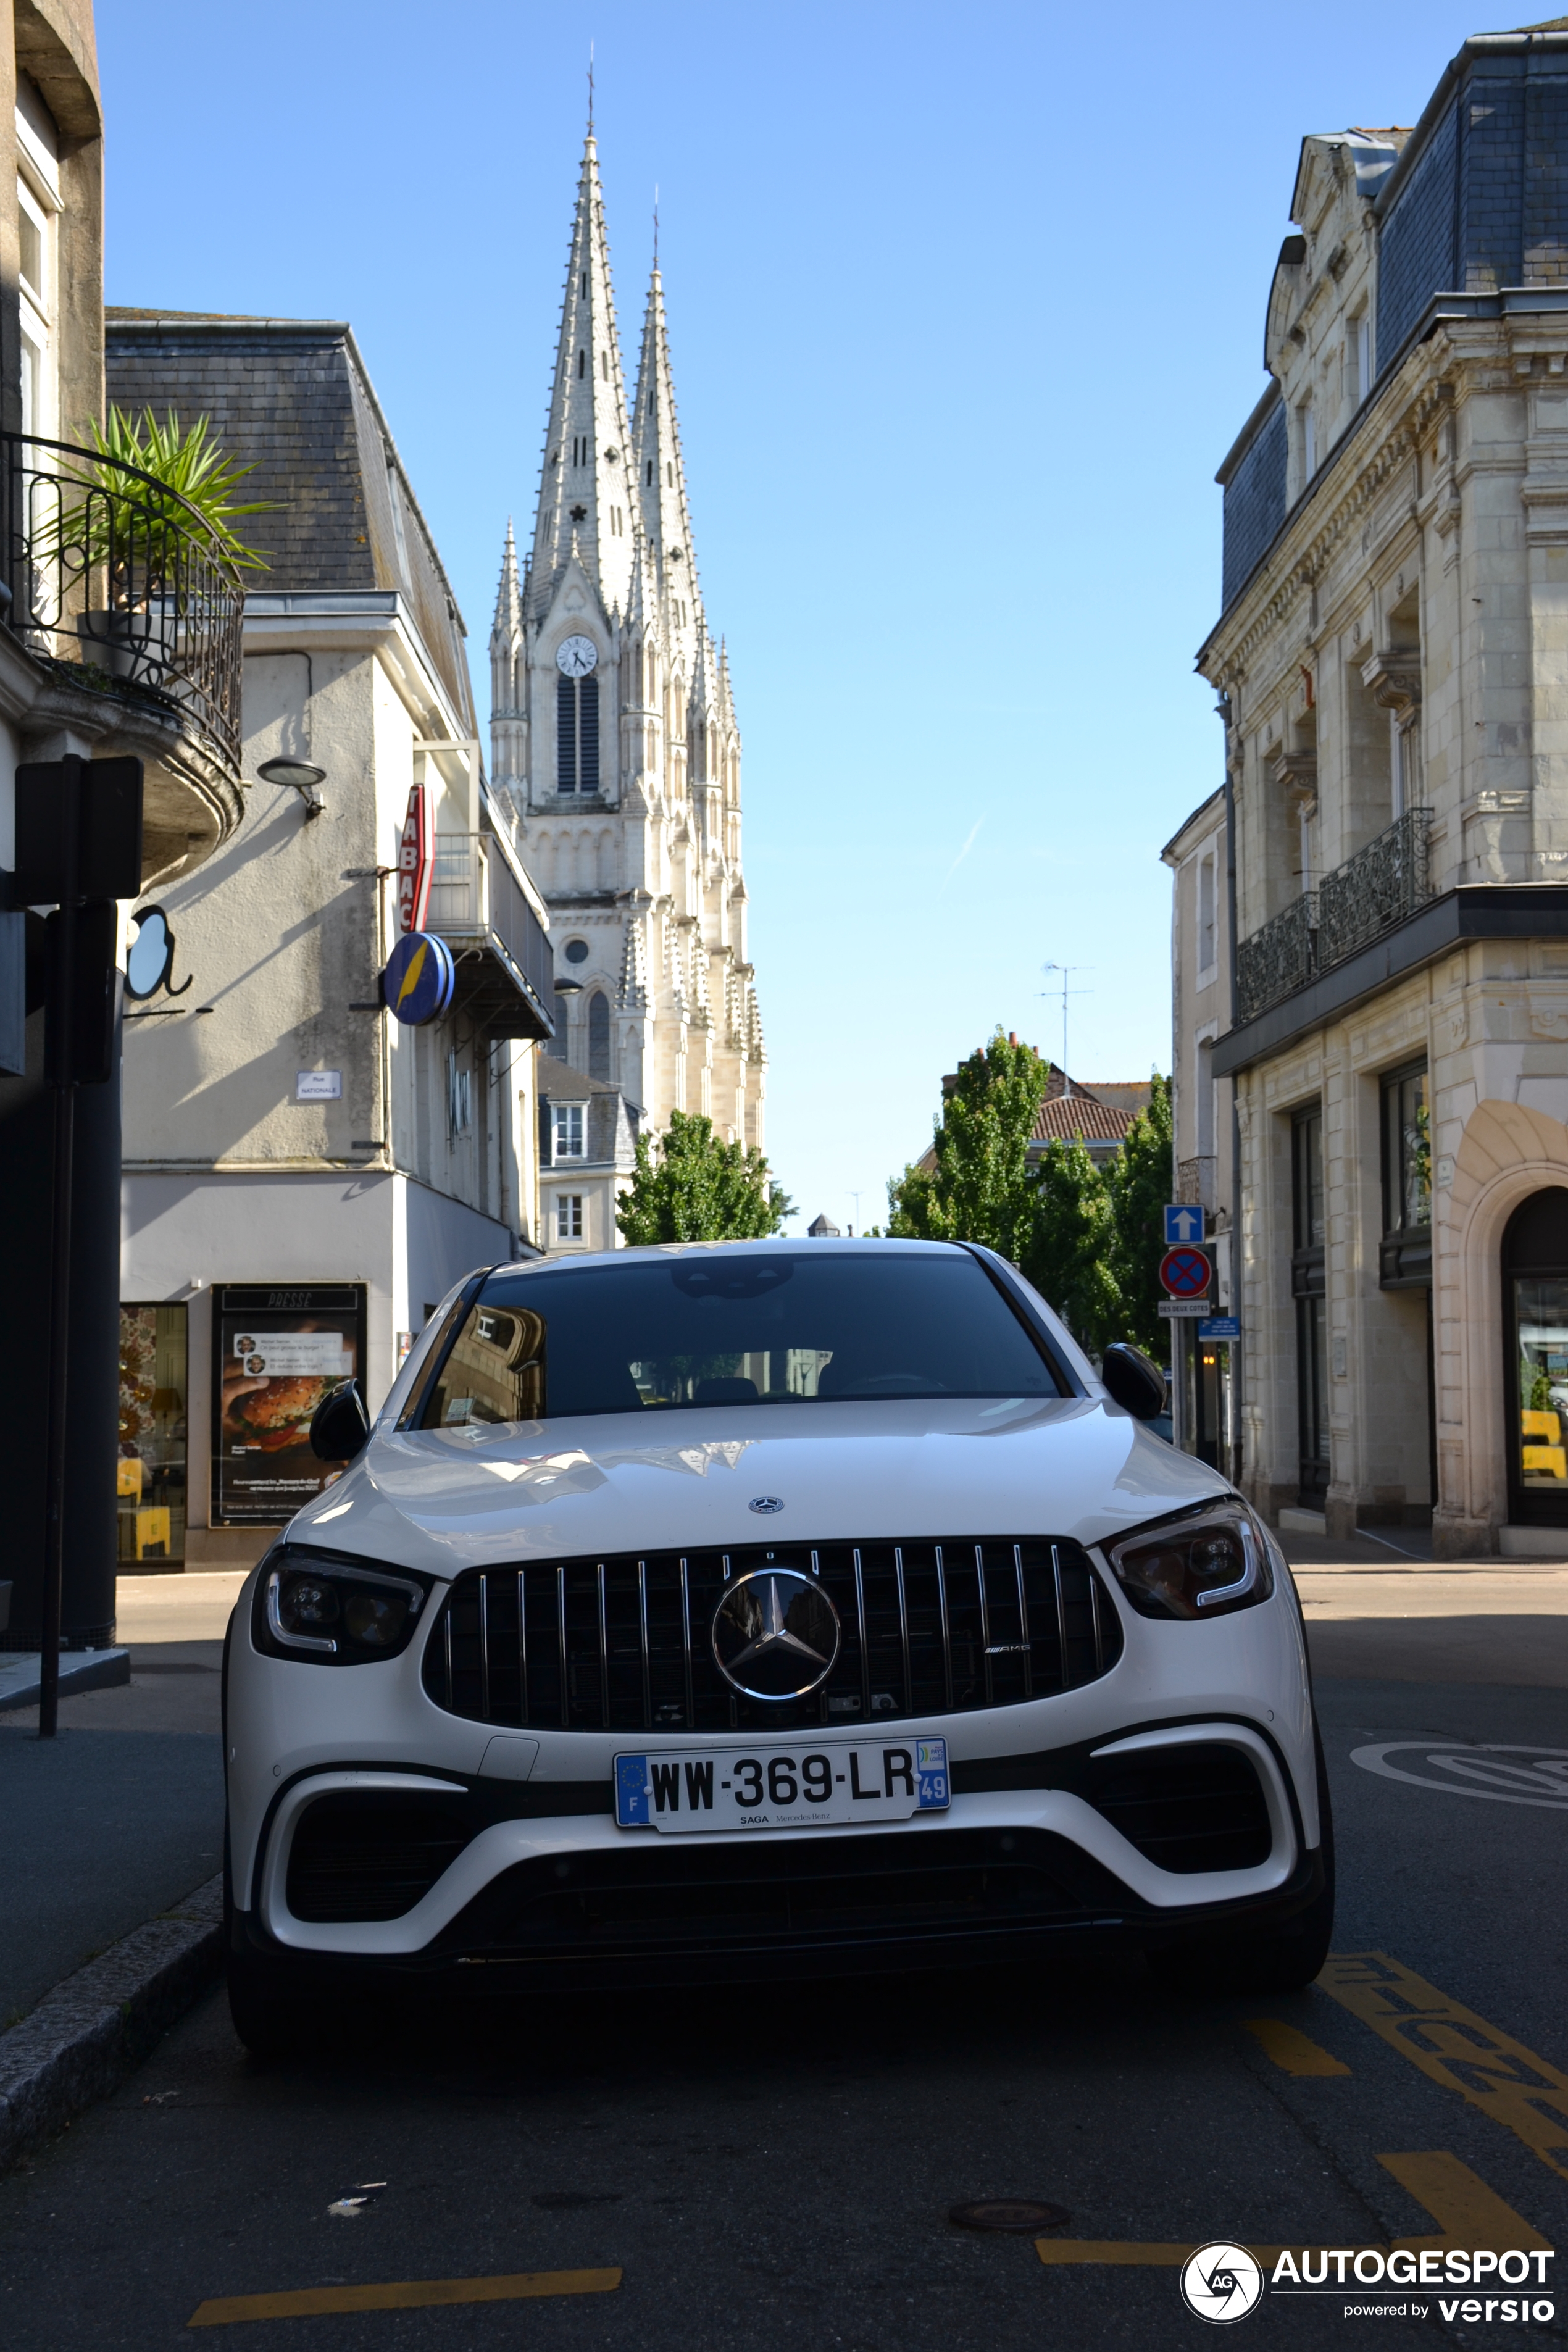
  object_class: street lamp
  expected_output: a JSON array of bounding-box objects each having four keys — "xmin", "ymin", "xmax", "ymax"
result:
[{"xmin": 257, "ymin": 757, "xmax": 327, "ymax": 819}]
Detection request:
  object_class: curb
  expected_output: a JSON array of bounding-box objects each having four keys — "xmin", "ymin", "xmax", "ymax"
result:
[
  {"xmin": 0, "ymin": 1873, "xmax": 225, "ymax": 2173},
  {"xmin": 0, "ymin": 1649, "xmax": 132, "ymax": 1712}
]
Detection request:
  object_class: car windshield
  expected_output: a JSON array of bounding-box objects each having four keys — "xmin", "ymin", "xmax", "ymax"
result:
[{"xmin": 414, "ymin": 1249, "xmax": 1064, "ymax": 1426}]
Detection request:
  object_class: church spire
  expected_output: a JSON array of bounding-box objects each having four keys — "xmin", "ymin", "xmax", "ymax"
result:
[
  {"xmin": 530, "ymin": 136, "xmax": 636, "ymax": 621},
  {"xmin": 632, "ymin": 264, "xmax": 701, "ymax": 673},
  {"xmin": 490, "ymin": 519, "xmax": 527, "ymax": 792}
]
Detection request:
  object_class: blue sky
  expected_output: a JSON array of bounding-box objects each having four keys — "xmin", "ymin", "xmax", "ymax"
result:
[{"xmin": 98, "ymin": 1, "xmax": 1486, "ymax": 1230}]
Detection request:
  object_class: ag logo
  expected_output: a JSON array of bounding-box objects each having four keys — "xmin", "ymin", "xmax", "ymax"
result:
[{"xmin": 1180, "ymin": 2242, "xmax": 1263, "ymax": 2324}]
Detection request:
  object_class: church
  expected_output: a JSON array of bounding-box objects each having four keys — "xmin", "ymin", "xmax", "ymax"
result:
[{"xmin": 490, "ymin": 136, "xmax": 767, "ymax": 1253}]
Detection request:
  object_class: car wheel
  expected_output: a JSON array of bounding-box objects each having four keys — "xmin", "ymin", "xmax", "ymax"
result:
[{"xmin": 1166, "ymin": 1721, "xmax": 1336, "ymax": 1996}]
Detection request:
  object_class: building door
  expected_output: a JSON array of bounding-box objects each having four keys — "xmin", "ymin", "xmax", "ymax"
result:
[
  {"xmin": 1292, "ymin": 1104, "xmax": 1328, "ymax": 1504},
  {"xmin": 1503, "ymin": 1187, "xmax": 1568, "ymax": 1528}
]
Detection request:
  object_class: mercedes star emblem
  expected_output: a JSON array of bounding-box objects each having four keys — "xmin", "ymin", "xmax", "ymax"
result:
[
  {"xmin": 711, "ymin": 1569, "xmax": 841, "ymax": 1700},
  {"xmin": 748, "ymin": 1495, "xmax": 784, "ymax": 1515}
]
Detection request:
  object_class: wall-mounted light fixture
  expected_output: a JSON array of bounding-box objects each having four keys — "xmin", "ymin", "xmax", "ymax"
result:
[{"xmin": 257, "ymin": 757, "xmax": 327, "ymax": 818}]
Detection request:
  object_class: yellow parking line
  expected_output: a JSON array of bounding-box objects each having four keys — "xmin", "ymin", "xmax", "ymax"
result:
[
  {"xmin": 1319, "ymin": 1952, "xmax": 1568, "ymax": 2182},
  {"xmin": 1034, "ymin": 2152, "xmax": 1547, "ymax": 2264},
  {"xmin": 186, "ymin": 2266, "xmax": 622, "ymax": 2327},
  {"xmin": 1245, "ymin": 2018, "xmax": 1351, "ymax": 2077}
]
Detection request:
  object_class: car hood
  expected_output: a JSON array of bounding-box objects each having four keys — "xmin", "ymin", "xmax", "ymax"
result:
[{"xmin": 287, "ymin": 1398, "xmax": 1232, "ymax": 1577}]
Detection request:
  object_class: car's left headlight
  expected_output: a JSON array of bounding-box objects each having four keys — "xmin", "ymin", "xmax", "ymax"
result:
[
  {"xmin": 252, "ymin": 1545, "xmax": 435, "ymax": 1664},
  {"xmin": 1101, "ymin": 1498, "xmax": 1275, "ymax": 1621}
]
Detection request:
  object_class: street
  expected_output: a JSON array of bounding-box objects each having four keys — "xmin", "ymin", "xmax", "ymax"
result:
[{"xmin": 2, "ymin": 1553, "xmax": 1566, "ymax": 2348}]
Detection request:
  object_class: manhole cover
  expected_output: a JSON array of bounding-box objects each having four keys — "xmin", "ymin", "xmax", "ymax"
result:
[{"xmin": 949, "ymin": 2199, "xmax": 1071, "ymax": 2234}]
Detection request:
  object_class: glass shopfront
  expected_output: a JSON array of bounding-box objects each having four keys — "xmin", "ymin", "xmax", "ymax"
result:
[
  {"xmin": 1292, "ymin": 1104, "xmax": 1328, "ymax": 1505},
  {"xmin": 1504, "ymin": 1190, "xmax": 1568, "ymax": 1527},
  {"xmin": 119, "ymin": 1304, "xmax": 189, "ymax": 1566},
  {"xmin": 211, "ymin": 1284, "xmax": 367, "ymax": 1525}
]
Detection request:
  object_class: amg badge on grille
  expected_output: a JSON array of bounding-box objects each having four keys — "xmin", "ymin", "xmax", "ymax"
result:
[{"xmin": 711, "ymin": 1569, "xmax": 840, "ymax": 1699}]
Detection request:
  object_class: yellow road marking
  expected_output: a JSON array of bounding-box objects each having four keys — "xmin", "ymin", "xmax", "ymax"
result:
[
  {"xmin": 1319, "ymin": 1952, "xmax": 1568, "ymax": 2182},
  {"xmin": 186, "ymin": 2266, "xmax": 622, "ymax": 2327},
  {"xmin": 1245, "ymin": 2017, "xmax": 1351, "ymax": 2077},
  {"xmin": 1035, "ymin": 2152, "xmax": 1548, "ymax": 2265},
  {"xmin": 1377, "ymin": 2152, "xmax": 1551, "ymax": 2252}
]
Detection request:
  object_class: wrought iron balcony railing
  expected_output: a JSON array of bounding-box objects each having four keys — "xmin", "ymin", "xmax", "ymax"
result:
[
  {"xmin": 0, "ymin": 432, "xmax": 244, "ymax": 775},
  {"xmin": 1317, "ymin": 806, "xmax": 1432, "ymax": 969},
  {"xmin": 1233, "ymin": 808, "xmax": 1435, "ymax": 1026},
  {"xmin": 1235, "ymin": 888, "xmax": 1317, "ymax": 1025}
]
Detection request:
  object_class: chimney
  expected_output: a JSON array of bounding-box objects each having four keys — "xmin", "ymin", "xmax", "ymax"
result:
[{"xmin": 1009, "ymin": 1032, "xmax": 1018, "ymax": 1046}]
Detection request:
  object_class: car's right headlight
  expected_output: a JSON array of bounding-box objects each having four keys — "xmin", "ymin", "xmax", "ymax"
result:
[
  {"xmin": 1102, "ymin": 1498, "xmax": 1275, "ymax": 1621},
  {"xmin": 252, "ymin": 1545, "xmax": 435, "ymax": 1664}
]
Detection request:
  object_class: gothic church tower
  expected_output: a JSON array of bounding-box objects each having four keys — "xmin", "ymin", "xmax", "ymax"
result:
[{"xmin": 490, "ymin": 136, "xmax": 765, "ymax": 1241}]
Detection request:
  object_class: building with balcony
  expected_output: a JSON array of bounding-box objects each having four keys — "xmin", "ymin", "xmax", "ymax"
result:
[
  {"xmin": 109, "ymin": 313, "xmax": 552, "ymax": 1570},
  {"xmin": 1162, "ymin": 787, "xmax": 1238, "ymax": 1477},
  {"xmin": 490, "ymin": 136, "xmax": 767, "ymax": 1251},
  {"xmin": 0, "ymin": 2, "xmax": 252, "ymax": 1651},
  {"xmin": 1197, "ymin": 24, "xmax": 1568, "ymax": 1557}
]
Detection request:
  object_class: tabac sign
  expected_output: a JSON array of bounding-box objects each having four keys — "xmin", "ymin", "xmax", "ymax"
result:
[{"xmin": 396, "ymin": 784, "xmax": 432, "ymax": 935}]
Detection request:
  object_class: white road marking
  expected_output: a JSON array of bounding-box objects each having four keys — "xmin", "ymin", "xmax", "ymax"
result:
[{"xmin": 1350, "ymin": 1742, "xmax": 1568, "ymax": 1808}]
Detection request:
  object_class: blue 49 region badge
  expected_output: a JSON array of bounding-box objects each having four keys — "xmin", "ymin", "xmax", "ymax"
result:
[{"xmin": 382, "ymin": 930, "xmax": 455, "ymax": 1026}]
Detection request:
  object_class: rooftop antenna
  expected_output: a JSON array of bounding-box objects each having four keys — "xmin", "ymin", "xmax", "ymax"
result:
[
  {"xmin": 587, "ymin": 40, "xmax": 594, "ymax": 135},
  {"xmin": 1039, "ymin": 963, "xmax": 1093, "ymax": 1097},
  {"xmin": 653, "ymin": 183, "xmax": 659, "ymax": 270}
]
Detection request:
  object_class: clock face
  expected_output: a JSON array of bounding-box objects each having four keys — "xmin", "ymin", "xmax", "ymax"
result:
[{"xmin": 556, "ymin": 634, "xmax": 598, "ymax": 677}]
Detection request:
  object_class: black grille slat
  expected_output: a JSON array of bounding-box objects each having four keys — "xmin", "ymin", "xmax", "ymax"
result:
[{"xmin": 423, "ymin": 1538, "xmax": 1122, "ymax": 1733}]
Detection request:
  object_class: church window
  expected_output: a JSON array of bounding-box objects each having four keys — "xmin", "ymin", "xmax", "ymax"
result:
[
  {"xmin": 601, "ymin": 351, "xmax": 609, "ymax": 379},
  {"xmin": 556, "ymin": 672, "xmax": 599, "ymax": 793},
  {"xmin": 588, "ymin": 991, "xmax": 611, "ymax": 1079},
  {"xmin": 564, "ymin": 937, "xmax": 590, "ymax": 964},
  {"xmin": 645, "ymin": 459, "xmax": 653, "ymax": 485},
  {"xmin": 648, "ymin": 391, "xmax": 655, "ymax": 417},
  {"xmin": 666, "ymin": 462, "xmax": 674, "ymax": 488},
  {"xmin": 580, "ymin": 272, "xmax": 588, "ymax": 296},
  {"xmin": 578, "ymin": 349, "xmax": 585, "ymax": 377}
]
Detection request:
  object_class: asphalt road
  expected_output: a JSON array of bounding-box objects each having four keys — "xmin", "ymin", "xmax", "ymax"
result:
[{"xmin": 2, "ymin": 1661, "xmax": 1566, "ymax": 2347}]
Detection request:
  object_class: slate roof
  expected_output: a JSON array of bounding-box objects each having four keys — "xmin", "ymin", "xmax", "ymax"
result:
[{"xmin": 103, "ymin": 309, "xmax": 473, "ymax": 728}]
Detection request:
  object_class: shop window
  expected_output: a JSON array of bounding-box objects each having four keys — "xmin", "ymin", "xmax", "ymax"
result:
[
  {"xmin": 1380, "ymin": 1061, "xmax": 1430, "ymax": 1288},
  {"xmin": 1503, "ymin": 1188, "xmax": 1568, "ymax": 1528},
  {"xmin": 119, "ymin": 1306, "xmax": 188, "ymax": 1566},
  {"xmin": 1291, "ymin": 1104, "xmax": 1328, "ymax": 1504}
]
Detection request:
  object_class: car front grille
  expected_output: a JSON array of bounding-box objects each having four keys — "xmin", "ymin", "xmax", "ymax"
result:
[{"xmin": 420, "ymin": 1538, "xmax": 1122, "ymax": 1735}]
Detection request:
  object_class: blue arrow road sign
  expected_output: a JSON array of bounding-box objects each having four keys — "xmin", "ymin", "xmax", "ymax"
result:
[{"xmin": 1164, "ymin": 1204, "xmax": 1204, "ymax": 1246}]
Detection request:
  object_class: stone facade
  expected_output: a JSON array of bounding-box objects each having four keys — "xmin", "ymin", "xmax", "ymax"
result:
[
  {"xmin": 1198, "ymin": 27, "xmax": 1568, "ymax": 1558},
  {"xmin": 490, "ymin": 138, "xmax": 766, "ymax": 1252}
]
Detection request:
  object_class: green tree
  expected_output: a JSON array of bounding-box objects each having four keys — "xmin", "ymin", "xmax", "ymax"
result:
[
  {"xmin": 886, "ymin": 1029, "xmax": 1045, "ymax": 1262},
  {"xmin": 615, "ymin": 1109, "xmax": 793, "ymax": 1245},
  {"xmin": 1022, "ymin": 1137, "xmax": 1120, "ymax": 1352},
  {"xmin": 1106, "ymin": 1072, "xmax": 1174, "ymax": 1356}
]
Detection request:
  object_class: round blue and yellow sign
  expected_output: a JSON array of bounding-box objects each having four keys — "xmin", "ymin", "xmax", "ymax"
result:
[{"xmin": 382, "ymin": 931, "xmax": 456, "ymax": 1026}]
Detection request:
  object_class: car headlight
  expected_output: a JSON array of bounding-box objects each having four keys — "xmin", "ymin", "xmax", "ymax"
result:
[
  {"xmin": 252, "ymin": 1545, "xmax": 435, "ymax": 1664},
  {"xmin": 1101, "ymin": 1498, "xmax": 1275, "ymax": 1621}
]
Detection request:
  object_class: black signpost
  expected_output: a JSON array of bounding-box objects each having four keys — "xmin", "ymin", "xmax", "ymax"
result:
[{"xmin": 12, "ymin": 755, "xmax": 143, "ymax": 1737}]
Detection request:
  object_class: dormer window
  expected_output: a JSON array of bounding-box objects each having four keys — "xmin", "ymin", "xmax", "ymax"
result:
[{"xmin": 553, "ymin": 1104, "xmax": 585, "ymax": 1159}]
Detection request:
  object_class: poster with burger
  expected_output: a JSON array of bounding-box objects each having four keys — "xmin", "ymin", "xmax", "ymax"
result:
[{"xmin": 213, "ymin": 1287, "xmax": 365, "ymax": 1522}]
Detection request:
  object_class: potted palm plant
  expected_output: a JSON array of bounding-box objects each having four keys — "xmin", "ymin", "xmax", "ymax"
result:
[{"xmin": 48, "ymin": 408, "xmax": 277, "ymax": 678}]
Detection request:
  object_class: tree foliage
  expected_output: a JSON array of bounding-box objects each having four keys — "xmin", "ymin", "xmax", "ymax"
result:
[
  {"xmin": 887, "ymin": 1030, "xmax": 1175, "ymax": 1358},
  {"xmin": 886, "ymin": 1031, "xmax": 1046, "ymax": 1264},
  {"xmin": 615, "ymin": 1109, "xmax": 793, "ymax": 1245},
  {"xmin": 1106, "ymin": 1072, "xmax": 1175, "ymax": 1356}
]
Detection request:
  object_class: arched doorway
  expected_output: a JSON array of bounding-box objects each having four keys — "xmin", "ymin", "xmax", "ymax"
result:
[{"xmin": 1503, "ymin": 1186, "xmax": 1568, "ymax": 1527}]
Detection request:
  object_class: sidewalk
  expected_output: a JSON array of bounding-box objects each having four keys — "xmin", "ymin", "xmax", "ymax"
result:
[
  {"xmin": 0, "ymin": 1573, "xmax": 244, "ymax": 2030},
  {"xmin": 1277, "ymin": 1527, "xmax": 1568, "ymax": 1685}
]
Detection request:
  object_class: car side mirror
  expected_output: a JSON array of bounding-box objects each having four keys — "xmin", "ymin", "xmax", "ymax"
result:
[
  {"xmin": 1100, "ymin": 1342, "xmax": 1167, "ymax": 1421},
  {"xmin": 310, "ymin": 1379, "xmax": 370, "ymax": 1462}
]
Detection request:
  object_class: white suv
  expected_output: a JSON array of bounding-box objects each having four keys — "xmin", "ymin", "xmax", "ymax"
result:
[{"xmin": 222, "ymin": 1239, "xmax": 1331, "ymax": 2051}]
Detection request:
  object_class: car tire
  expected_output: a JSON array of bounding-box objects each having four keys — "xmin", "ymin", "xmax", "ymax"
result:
[
  {"xmin": 224, "ymin": 1818, "xmax": 305, "ymax": 2058},
  {"xmin": 1166, "ymin": 1722, "xmax": 1336, "ymax": 1996}
]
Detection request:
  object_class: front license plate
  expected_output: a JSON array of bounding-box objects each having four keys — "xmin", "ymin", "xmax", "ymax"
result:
[{"xmin": 614, "ymin": 1738, "xmax": 950, "ymax": 1833}]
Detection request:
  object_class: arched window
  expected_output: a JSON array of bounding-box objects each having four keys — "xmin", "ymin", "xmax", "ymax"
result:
[
  {"xmin": 577, "ymin": 348, "xmax": 585, "ymax": 377},
  {"xmin": 556, "ymin": 673, "xmax": 599, "ymax": 793},
  {"xmin": 549, "ymin": 990, "xmax": 570, "ymax": 1061},
  {"xmin": 1504, "ymin": 1187, "xmax": 1568, "ymax": 1527},
  {"xmin": 588, "ymin": 990, "xmax": 611, "ymax": 1080},
  {"xmin": 645, "ymin": 459, "xmax": 653, "ymax": 485}
]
